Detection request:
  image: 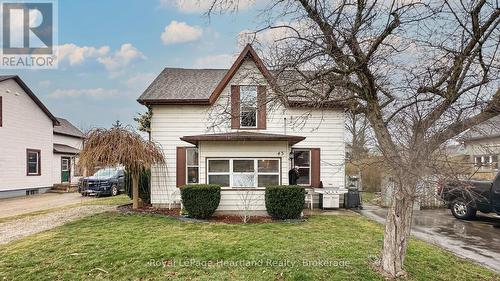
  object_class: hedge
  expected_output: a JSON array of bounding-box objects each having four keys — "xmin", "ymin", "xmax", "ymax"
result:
[
  {"xmin": 265, "ymin": 185, "xmax": 306, "ymax": 219},
  {"xmin": 181, "ymin": 184, "xmax": 221, "ymax": 219},
  {"xmin": 124, "ymin": 169, "xmax": 151, "ymax": 204}
]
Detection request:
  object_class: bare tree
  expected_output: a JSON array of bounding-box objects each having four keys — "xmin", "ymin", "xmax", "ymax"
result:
[
  {"xmin": 208, "ymin": 0, "xmax": 500, "ymax": 277},
  {"xmin": 237, "ymin": 190, "xmax": 263, "ymax": 223}
]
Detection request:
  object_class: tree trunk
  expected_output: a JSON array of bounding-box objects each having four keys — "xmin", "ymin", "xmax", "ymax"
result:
[
  {"xmin": 380, "ymin": 184, "xmax": 415, "ymax": 278},
  {"xmin": 132, "ymin": 173, "xmax": 139, "ymax": 209}
]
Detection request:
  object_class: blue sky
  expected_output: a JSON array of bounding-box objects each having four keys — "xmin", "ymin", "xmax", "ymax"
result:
[{"xmin": 0, "ymin": 0, "xmax": 266, "ymax": 130}]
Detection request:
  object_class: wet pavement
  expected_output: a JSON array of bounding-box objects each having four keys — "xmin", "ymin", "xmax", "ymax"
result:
[{"xmin": 360, "ymin": 204, "xmax": 500, "ymax": 273}]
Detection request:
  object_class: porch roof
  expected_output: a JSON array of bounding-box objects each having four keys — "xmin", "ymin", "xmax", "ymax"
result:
[
  {"xmin": 53, "ymin": 143, "xmax": 80, "ymax": 155},
  {"xmin": 180, "ymin": 131, "xmax": 306, "ymax": 146}
]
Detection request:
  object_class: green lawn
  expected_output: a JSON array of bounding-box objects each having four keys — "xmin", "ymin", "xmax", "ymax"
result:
[{"xmin": 0, "ymin": 212, "xmax": 497, "ymax": 281}]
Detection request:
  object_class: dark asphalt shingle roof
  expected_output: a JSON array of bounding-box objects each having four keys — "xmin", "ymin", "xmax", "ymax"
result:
[
  {"xmin": 138, "ymin": 68, "xmax": 228, "ymax": 101},
  {"xmin": 54, "ymin": 117, "xmax": 84, "ymax": 138}
]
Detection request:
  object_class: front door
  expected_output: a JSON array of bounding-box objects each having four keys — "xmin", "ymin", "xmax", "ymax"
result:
[{"xmin": 61, "ymin": 157, "xmax": 71, "ymax": 183}]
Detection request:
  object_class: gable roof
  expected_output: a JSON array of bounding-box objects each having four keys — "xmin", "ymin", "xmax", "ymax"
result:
[
  {"xmin": 462, "ymin": 115, "xmax": 500, "ymax": 142},
  {"xmin": 0, "ymin": 75, "xmax": 59, "ymax": 126},
  {"xmin": 137, "ymin": 44, "xmax": 275, "ymax": 105},
  {"xmin": 54, "ymin": 117, "xmax": 84, "ymax": 138}
]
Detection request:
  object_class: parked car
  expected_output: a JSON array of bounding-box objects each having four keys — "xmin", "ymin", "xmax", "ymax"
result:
[
  {"xmin": 78, "ymin": 167, "xmax": 125, "ymax": 197},
  {"xmin": 440, "ymin": 172, "xmax": 500, "ymax": 220}
]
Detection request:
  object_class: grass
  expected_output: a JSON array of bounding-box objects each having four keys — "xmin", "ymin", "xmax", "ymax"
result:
[
  {"xmin": 361, "ymin": 192, "xmax": 379, "ymax": 205},
  {"xmin": 0, "ymin": 195, "xmax": 131, "ymax": 224},
  {"xmin": 0, "ymin": 212, "xmax": 497, "ymax": 281}
]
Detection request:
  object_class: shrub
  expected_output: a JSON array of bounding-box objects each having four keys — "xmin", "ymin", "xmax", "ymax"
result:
[
  {"xmin": 265, "ymin": 185, "xmax": 306, "ymax": 219},
  {"xmin": 125, "ymin": 169, "xmax": 151, "ymax": 204},
  {"xmin": 181, "ymin": 184, "xmax": 221, "ymax": 219}
]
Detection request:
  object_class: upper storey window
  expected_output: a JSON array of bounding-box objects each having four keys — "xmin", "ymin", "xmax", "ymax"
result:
[{"xmin": 240, "ymin": 86, "xmax": 257, "ymax": 128}]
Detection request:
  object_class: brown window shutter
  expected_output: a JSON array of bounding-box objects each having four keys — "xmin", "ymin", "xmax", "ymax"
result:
[
  {"xmin": 257, "ymin": 85, "xmax": 267, "ymax": 129},
  {"xmin": 176, "ymin": 147, "xmax": 186, "ymax": 187},
  {"xmin": 231, "ymin": 85, "xmax": 240, "ymax": 129},
  {"xmin": 311, "ymin": 148, "xmax": 321, "ymax": 187}
]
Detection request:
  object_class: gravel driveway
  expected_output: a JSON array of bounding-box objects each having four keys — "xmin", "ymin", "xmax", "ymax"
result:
[
  {"xmin": 0, "ymin": 205, "xmax": 116, "ymax": 245},
  {"xmin": 0, "ymin": 192, "xmax": 95, "ymax": 219}
]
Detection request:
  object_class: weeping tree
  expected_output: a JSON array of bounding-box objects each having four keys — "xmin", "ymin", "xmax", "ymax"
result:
[
  {"xmin": 207, "ymin": 0, "xmax": 500, "ymax": 277},
  {"xmin": 79, "ymin": 127, "xmax": 165, "ymax": 209}
]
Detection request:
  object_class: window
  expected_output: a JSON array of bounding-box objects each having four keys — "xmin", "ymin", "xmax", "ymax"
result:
[
  {"xmin": 186, "ymin": 148, "xmax": 199, "ymax": 184},
  {"xmin": 240, "ymin": 86, "xmax": 257, "ymax": 128},
  {"xmin": 207, "ymin": 158, "xmax": 280, "ymax": 188},
  {"xmin": 292, "ymin": 149, "xmax": 311, "ymax": 185},
  {"xmin": 26, "ymin": 149, "xmax": 41, "ymax": 176},
  {"xmin": 474, "ymin": 154, "xmax": 499, "ymax": 170}
]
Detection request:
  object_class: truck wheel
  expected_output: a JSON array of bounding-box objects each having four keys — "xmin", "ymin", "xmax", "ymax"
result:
[
  {"xmin": 451, "ymin": 199, "xmax": 476, "ymax": 220},
  {"xmin": 111, "ymin": 184, "xmax": 118, "ymax": 196}
]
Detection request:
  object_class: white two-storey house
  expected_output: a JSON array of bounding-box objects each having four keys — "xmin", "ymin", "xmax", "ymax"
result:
[
  {"xmin": 0, "ymin": 75, "xmax": 84, "ymax": 198},
  {"xmin": 138, "ymin": 45, "xmax": 345, "ymax": 212}
]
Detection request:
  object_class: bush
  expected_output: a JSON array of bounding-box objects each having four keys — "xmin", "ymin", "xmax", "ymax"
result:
[
  {"xmin": 181, "ymin": 184, "xmax": 221, "ymax": 219},
  {"xmin": 265, "ymin": 185, "xmax": 306, "ymax": 219},
  {"xmin": 125, "ymin": 169, "xmax": 151, "ymax": 204}
]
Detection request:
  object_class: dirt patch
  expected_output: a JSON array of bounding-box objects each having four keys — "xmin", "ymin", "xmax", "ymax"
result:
[
  {"xmin": 117, "ymin": 204, "xmax": 181, "ymax": 217},
  {"xmin": 117, "ymin": 204, "xmax": 298, "ymax": 224}
]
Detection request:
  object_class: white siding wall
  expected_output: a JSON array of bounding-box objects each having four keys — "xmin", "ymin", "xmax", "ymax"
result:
[
  {"xmin": 52, "ymin": 134, "xmax": 84, "ymax": 185},
  {"xmin": 54, "ymin": 134, "xmax": 83, "ymax": 150},
  {"xmin": 150, "ymin": 59, "xmax": 345, "ymax": 210},
  {"xmin": 0, "ymin": 79, "xmax": 54, "ymax": 192}
]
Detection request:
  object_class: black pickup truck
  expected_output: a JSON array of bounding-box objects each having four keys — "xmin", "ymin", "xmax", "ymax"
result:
[{"xmin": 440, "ymin": 172, "xmax": 500, "ymax": 220}]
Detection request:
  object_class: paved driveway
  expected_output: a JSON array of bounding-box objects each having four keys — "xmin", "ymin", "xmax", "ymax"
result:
[
  {"xmin": 0, "ymin": 192, "xmax": 93, "ymax": 219},
  {"xmin": 360, "ymin": 204, "xmax": 500, "ymax": 273}
]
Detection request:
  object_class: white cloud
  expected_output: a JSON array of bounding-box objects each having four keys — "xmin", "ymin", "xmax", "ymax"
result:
[
  {"xmin": 97, "ymin": 43, "xmax": 146, "ymax": 72},
  {"xmin": 194, "ymin": 54, "xmax": 235, "ymax": 68},
  {"xmin": 48, "ymin": 88, "xmax": 118, "ymax": 99},
  {"xmin": 125, "ymin": 72, "xmax": 156, "ymax": 89},
  {"xmin": 38, "ymin": 80, "xmax": 51, "ymax": 87},
  {"xmin": 57, "ymin": 43, "xmax": 110, "ymax": 65},
  {"xmin": 160, "ymin": 0, "xmax": 257, "ymax": 13},
  {"xmin": 161, "ymin": 21, "xmax": 203, "ymax": 45}
]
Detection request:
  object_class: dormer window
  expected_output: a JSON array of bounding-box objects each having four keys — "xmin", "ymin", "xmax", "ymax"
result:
[{"xmin": 240, "ymin": 86, "xmax": 257, "ymax": 128}]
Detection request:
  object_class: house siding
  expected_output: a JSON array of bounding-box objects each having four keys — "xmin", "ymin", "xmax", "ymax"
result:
[
  {"xmin": 465, "ymin": 137, "xmax": 500, "ymax": 180},
  {"xmin": 52, "ymin": 134, "xmax": 84, "ymax": 185},
  {"xmin": 0, "ymin": 79, "xmax": 53, "ymax": 194},
  {"xmin": 150, "ymin": 59, "xmax": 345, "ymax": 209}
]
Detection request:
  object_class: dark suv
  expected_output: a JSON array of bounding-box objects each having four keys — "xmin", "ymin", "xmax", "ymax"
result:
[
  {"xmin": 440, "ymin": 172, "xmax": 500, "ymax": 220},
  {"xmin": 78, "ymin": 167, "xmax": 125, "ymax": 197}
]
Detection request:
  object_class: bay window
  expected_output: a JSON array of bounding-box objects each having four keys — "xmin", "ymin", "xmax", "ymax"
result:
[{"xmin": 207, "ymin": 158, "xmax": 280, "ymax": 188}]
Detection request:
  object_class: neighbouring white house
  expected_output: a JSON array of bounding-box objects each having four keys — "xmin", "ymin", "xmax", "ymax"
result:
[
  {"xmin": 0, "ymin": 75, "xmax": 84, "ymax": 198},
  {"xmin": 138, "ymin": 44, "xmax": 345, "ymax": 213},
  {"xmin": 462, "ymin": 115, "xmax": 500, "ymax": 180},
  {"xmin": 53, "ymin": 117, "xmax": 85, "ymax": 186}
]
